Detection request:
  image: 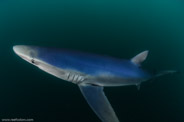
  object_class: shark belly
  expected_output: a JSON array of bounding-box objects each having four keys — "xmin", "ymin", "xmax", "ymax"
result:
[{"xmin": 84, "ymin": 75, "xmax": 145, "ymax": 87}]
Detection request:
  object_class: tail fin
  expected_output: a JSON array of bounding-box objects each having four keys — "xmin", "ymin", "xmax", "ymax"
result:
[
  {"xmin": 154, "ymin": 70, "xmax": 179, "ymax": 78},
  {"xmin": 146, "ymin": 70, "xmax": 179, "ymax": 83}
]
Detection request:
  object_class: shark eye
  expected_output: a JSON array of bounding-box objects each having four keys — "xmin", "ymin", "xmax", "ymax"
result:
[{"xmin": 31, "ymin": 59, "xmax": 35, "ymax": 64}]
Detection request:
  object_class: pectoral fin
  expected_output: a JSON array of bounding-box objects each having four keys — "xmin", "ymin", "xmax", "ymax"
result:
[{"xmin": 79, "ymin": 84, "xmax": 119, "ymax": 122}]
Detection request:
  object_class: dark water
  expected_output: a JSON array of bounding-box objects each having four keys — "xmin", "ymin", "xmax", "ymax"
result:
[{"xmin": 0, "ymin": 0, "xmax": 184, "ymax": 122}]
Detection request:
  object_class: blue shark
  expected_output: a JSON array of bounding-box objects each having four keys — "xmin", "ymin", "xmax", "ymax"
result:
[{"xmin": 13, "ymin": 45, "xmax": 176, "ymax": 122}]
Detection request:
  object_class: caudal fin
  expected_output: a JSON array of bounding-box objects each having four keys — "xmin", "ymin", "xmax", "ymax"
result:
[
  {"xmin": 154, "ymin": 70, "xmax": 179, "ymax": 78},
  {"xmin": 146, "ymin": 70, "xmax": 179, "ymax": 84}
]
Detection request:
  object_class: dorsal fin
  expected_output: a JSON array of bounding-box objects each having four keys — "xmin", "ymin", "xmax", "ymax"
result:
[{"xmin": 131, "ymin": 50, "xmax": 149, "ymax": 66}]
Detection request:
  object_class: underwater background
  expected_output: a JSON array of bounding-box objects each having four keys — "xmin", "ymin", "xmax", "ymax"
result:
[{"xmin": 0, "ymin": 0, "xmax": 184, "ymax": 122}]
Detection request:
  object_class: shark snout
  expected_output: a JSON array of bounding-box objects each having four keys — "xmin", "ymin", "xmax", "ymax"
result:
[
  {"xmin": 13, "ymin": 45, "xmax": 30, "ymax": 61},
  {"xmin": 13, "ymin": 45, "xmax": 38, "ymax": 63},
  {"xmin": 13, "ymin": 45, "xmax": 25, "ymax": 56}
]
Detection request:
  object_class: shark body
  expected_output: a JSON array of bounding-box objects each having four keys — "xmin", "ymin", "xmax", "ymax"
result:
[{"xmin": 13, "ymin": 45, "xmax": 175, "ymax": 122}]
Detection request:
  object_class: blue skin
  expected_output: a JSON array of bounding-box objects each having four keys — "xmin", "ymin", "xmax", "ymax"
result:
[
  {"xmin": 14, "ymin": 45, "xmax": 176, "ymax": 122},
  {"xmin": 33, "ymin": 46, "xmax": 151, "ymax": 79}
]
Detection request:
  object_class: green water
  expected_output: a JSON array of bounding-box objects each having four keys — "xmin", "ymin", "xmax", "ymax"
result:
[{"xmin": 0, "ymin": 0, "xmax": 184, "ymax": 122}]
